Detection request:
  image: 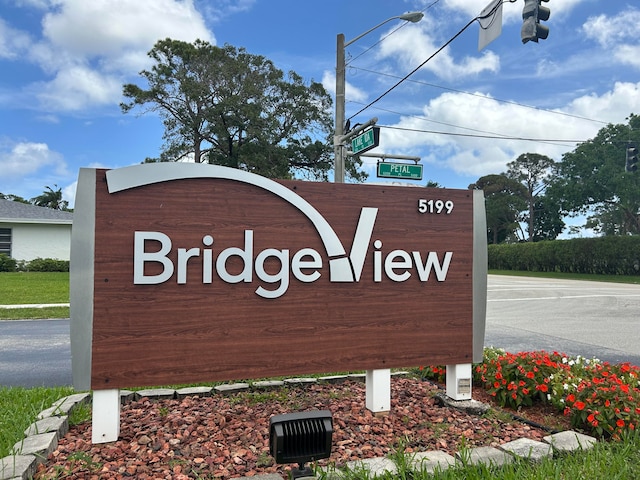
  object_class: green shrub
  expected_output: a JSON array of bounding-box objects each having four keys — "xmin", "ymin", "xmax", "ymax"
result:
[
  {"xmin": 0, "ymin": 253, "xmax": 17, "ymax": 272},
  {"xmin": 488, "ymin": 236, "xmax": 640, "ymax": 275},
  {"xmin": 25, "ymin": 258, "xmax": 69, "ymax": 272}
]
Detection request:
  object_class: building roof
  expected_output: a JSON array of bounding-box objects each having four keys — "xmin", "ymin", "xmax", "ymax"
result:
[{"xmin": 0, "ymin": 198, "xmax": 73, "ymax": 225}]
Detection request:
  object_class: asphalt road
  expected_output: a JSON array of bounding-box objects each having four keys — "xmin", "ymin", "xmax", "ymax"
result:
[
  {"xmin": 485, "ymin": 275, "xmax": 640, "ymax": 366},
  {"xmin": 0, "ymin": 318, "xmax": 72, "ymax": 387},
  {"xmin": 1, "ymin": 275, "xmax": 639, "ymax": 387}
]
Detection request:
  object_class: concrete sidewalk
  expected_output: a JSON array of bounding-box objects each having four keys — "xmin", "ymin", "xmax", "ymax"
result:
[{"xmin": 0, "ymin": 303, "xmax": 69, "ymax": 309}]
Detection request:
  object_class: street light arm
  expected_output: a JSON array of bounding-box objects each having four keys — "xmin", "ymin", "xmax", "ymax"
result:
[{"xmin": 344, "ymin": 11, "xmax": 424, "ymax": 47}]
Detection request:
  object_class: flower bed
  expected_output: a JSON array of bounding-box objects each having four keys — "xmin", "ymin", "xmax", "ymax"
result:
[{"xmin": 422, "ymin": 348, "xmax": 640, "ymax": 439}]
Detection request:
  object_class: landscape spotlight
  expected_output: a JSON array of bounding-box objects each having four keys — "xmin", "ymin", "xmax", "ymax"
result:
[{"xmin": 269, "ymin": 410, "xmax": 333, "ymax": 479}]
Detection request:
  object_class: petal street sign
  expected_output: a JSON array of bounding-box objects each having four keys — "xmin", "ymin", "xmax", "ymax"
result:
[{"xmin": 377, "ymin": 162, "xmax": 423, "ymax": 180}]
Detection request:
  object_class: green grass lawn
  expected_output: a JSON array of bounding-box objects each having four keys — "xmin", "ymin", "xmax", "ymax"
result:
[
  {"xmin": 0, "ymin": 272, "xmax": 69, "ymax": 319},
  {"xmin": 0, "ymin": 272, "xmax": 69, "ymax": 304}
]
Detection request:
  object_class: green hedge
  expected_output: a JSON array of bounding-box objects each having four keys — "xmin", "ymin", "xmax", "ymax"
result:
[
  {"xmin": 0, "ymin": 253, "xmax": 17, "ymax": 272},
  {"xmin": 488, "ymin": 236, "xmax": 640, "ymax": 275},
  {"xmin": 0, "ymin": 254, "xmax": 69, "ymax": 272}
]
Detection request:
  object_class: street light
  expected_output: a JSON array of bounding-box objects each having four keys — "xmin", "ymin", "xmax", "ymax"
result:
[{"xmin": 334, "ymin": 11, "xmax": 424, "ymax": 183}]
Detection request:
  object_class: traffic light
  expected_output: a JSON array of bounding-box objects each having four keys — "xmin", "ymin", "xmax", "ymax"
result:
[
  {"xmin": 521, "ymin": 0, "xmax": 550, "ymax": 44},
  {"xmin": 626, "ymin": 143, "xmax": 638, "ymax": 172}
]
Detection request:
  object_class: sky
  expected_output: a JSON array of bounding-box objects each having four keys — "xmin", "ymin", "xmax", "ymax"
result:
[{"xmin": 1, "ymin": 0, "xmax": 639, "ymax": 232}]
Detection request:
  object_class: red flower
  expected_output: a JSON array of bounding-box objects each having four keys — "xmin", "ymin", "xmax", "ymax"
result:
[
  {"xmin": 574, "ymin": 401, "xmax": 586, "ymax": 410},
  {"xmin": 536, "ymin": 384, "xmax": 549, "ymax": 393},
  {"xmin": 617, "ymin": 419, "xmax": 625, "ymax": 428}
]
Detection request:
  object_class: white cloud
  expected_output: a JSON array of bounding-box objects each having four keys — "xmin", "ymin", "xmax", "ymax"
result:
[
  {"xmin": 8, "ymin": 0, "xmax": 214, "ymax": 112},
  {"xmin": 63, "ymin": 181, "xmax": 77, "ymax": 208},
  {"xmin": 41, "ymin": 0, "xmax": 212, "ymax": 58},
  {"xmin": 195, "ymin": 0, "xmax": 256, "ymax": 23},
  {"xmin": 439, "ymin": 0, "xmax": 588, "ymax": 24},
  {"xmin": 322, "ymin": 70, "xmax": 368, "ymax": 103},
  {"xmin": 375, "ymin": 21, "xmax": 500, "ymax": 82},
  {"xmin": 615, "ymin": 45, "xmax": 640, "ymax": 69},
  {"xmin": 378, "ymin": 80, "xmax": 640, "ymax": 180},
  {"xmin": 0, "ymin": 17, "xmax": 32, "ymax": 59},
  {"xmin": 582, "ymin": 7, "xmax": 640, "ymax": 47},
  {"xmin": 33, "ymin": 65, "xmax": 123, "ymax": 111},
  {"xmin": 0, "ymin": 141, "xmax": 67, "ymax": 178},
  {"xmin": 582, "ymin": 8, "xmax": 640, "ymax": 71},
  {"xmin": 567, "ymin": 82, "xmax": 640, "ymax": 124}
]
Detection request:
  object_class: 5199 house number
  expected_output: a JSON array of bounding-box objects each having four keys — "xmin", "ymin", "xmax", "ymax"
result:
[{"xmin": 418, "ymin": 199, "xmax": 454, "ymax": 214}]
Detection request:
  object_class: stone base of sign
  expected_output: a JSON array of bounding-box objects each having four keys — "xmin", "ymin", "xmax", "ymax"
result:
[{"xmin": 433, "ymin": 392, "xmax": 491, "ymax": 416}]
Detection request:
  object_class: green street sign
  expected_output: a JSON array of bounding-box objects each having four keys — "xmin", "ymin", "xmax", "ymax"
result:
[
  {"xmin": 377, "ymin": 162, "xmax": 423, "ymax": 180},
  {"xmin": 351, "ymin": 127, "xmax": 380, "ymax": 155}
]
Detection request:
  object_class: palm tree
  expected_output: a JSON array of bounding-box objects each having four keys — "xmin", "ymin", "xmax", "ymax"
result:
[{"xmin": 31, "ymin": 185, "xmax": 69, "ymax": 210}]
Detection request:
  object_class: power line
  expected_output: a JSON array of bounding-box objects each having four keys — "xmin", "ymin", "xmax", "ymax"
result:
[
  {"xmin": 350, "ymin": 101, "xmax": 516, "ymax": 138},
  {"xmin": 346, "ymin": 17, "xmax": 478, "ymax": 123},
  {"xmin": 380, "ymin": 124, "xmax": 585, "ymax": 145},
  {"xmin": 345, "ymin": 0, "xmax": 609, "ymax": 128},
  {"xmin": 349, "ymin": 67, "xmax": 609, "ymax": 126}
]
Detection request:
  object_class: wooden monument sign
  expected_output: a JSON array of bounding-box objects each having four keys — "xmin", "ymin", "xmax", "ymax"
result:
[{"xmin": 71, "ymin": 163, "xmax": 487, "ymax": 392}]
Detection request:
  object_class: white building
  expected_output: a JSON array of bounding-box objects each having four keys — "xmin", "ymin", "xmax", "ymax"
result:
[{"xmin": 0, "ymin": 199, "xmax": 73, "ymax": 261}]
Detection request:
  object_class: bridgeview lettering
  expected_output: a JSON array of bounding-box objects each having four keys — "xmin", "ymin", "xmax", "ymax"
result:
[{"xmin": 134, "ymin": 206, "xmax": 453, "ymax": 299}]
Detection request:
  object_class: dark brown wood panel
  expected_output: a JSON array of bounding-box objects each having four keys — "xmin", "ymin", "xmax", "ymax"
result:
[{"xmin": 90, "ymin": 169, "xmax": 474, "ymax": 389}]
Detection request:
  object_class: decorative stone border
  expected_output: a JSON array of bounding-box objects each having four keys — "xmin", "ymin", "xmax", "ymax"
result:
[
  {"xmin": 0, "ymin": 393, "xmax": 90, "ymax": 480},
  {"xmin": 0, "ymin": 375, "xmax": 597, "ymax": 480}
]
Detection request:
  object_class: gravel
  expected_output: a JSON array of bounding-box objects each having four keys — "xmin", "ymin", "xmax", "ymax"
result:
[{"xmin": 35, "ymin": 377, "xmax": 552, "ymax": 479}]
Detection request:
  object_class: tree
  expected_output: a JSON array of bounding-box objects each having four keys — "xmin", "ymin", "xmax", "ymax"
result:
[
  {"xmin": 531, "ymin": 197, "xmax": 565, "ymax": 241},
  {"xmin": 470, "ymin": 175, "xmax": 527, "ymax": 244},
  {"xmin": 0, "ymin": 193, "xmax": 30, "ymax": 204},
  {"xmin": 547, "ymin": 114, "xmax": 640, "ymax": 235},
  {"xmin": 505, "ymin": 153, "xmax": 556, "ymax": 241},
  {"xmin": 30, "ymin": 185, "xmax": 69, "ymax": 210},
  {"xmin": 122, "ymin": 39, "xmax": 365, "ymax": 181}
]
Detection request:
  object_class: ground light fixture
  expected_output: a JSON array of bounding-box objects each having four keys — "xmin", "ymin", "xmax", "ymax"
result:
[{"xmin": 269, "ymin": 410, "xmax": 334, "ymax": 479}]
